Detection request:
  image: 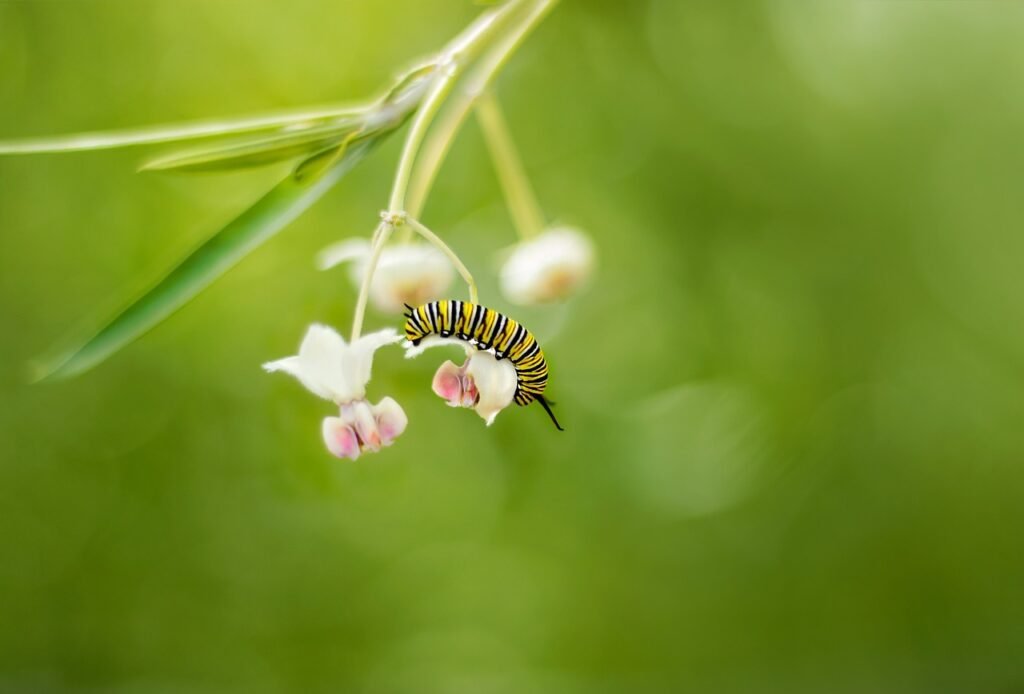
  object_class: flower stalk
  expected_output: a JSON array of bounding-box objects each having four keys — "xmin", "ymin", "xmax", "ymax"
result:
[
  {"xmin": 350, "ymin": 221, "xmax": 393, "ymax": 342},
  {"xmin": 475, "ymin": 91, "xmax": 546, "ymax": 239},
  {"xmin": 406, "ymin": 0, "xmax": 557, "ymax": 219},
  {"xmin": 352, "ymin": 0, "xmax": 555, "ymax": 339}
]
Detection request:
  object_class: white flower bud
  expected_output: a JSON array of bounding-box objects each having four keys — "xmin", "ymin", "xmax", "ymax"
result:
[
  {"xmin": 318, "ymin": 238, "xmax": 454, "ymax": 313},
  {"xmin": 499, "ymin": 226, "xmax": 595, "ymax": 305}
]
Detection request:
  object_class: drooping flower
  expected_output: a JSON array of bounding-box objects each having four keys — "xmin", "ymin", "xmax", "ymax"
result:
[
  {"xmin": 405, "ymin": 337, "xmax": 518, "ymax": 426},
  {"xmin": 499, "ymin": 225, "xmax": 595, "ymax": 305},
  {"xmin": 317, "ymin": 238, "xmax": 454, "ymax": 313},
  {"xmin": 263, "ymin": 324, "xmax": 407, "ymax": 460}
]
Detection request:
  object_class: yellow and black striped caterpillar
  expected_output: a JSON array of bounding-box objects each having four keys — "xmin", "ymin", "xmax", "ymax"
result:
[{"xmin": 403, "ymin": 300, "xmax": 563, "ymax": 430}]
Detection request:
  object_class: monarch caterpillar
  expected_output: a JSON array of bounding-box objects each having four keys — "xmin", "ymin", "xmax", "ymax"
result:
[{"xmin": 403, "ymin": 300, "xmax": 563, "ymax": 431}]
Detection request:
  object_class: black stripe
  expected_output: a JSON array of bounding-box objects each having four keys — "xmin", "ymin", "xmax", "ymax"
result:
[{"xmin": 428, "ymin": 301, "xmax": 439, "ymax": 331}]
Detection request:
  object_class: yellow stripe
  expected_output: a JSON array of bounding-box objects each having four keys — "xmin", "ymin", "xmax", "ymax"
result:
[
  {"xmin": 438, "ymin": 301, "xmax": 449, "ymax": 332},
  {"xmin": 455, "ymin": 302, "xmax": 470, "ymax": 334},
  {"xmin": 509, "ymin": 333, "xmax": 534, "ymax": 360},
  {"xmin": 480, "ymin": 309, "xmax": 497, "ymax": 342},
  {"xmin": 497, "ymin": 319, "xmax": 519, "ymax": 351}
]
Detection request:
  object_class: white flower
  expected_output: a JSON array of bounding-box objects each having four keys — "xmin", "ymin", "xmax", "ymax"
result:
[
  {"xmin": 405, "ymin": 337, "xmax": 518, "ymax": 426},
  {"xmin": 499, "ymin": 226, "xmax": 595, "ymax": 305},
  {"xmin": 317, "ymin": 238, "xmax": 454, "ymax": 313},
  {"xmin": 264, "ymin": 324, "xmax": 407, "ymax": 460}
]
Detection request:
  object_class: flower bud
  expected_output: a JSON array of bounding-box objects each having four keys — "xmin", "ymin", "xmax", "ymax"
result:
[
  {"xmin": 499, "ymin": 226, "xmax": 595, "ymax": 305},
  {"xmin": 318, "ymin": 239, "xmax": 454, "ymax": 313}
]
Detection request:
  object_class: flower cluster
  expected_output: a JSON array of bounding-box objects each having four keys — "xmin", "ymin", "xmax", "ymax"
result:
[
  {"xmin": 264, "ymin": 0, "xmax": 594, "ymax": 460},
  {"xmin": 268, "ymin": 211, "xmax": 594, "ymax": 460},
  {"xmin": 263, "ymin": 325, "xmax": 406, "ymax": 459}
]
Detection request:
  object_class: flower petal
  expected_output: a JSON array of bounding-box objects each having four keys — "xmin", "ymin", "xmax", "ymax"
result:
[
  {"xmin": 466, "ymin": 351, "xmax": 518, "ymax": 426},
  {"xmin": 263, "ymin": 325, "xmax": 345, "ymax": 402},
  {"xmin": 322, "ymin": 416, "xmax": 360, "ymax": 460},
  {"xmin": 432, "ymin": 360, "xmax": 465, "ymax": 405},
  {"xmin": 262, "ymin": 355, "xmax": 303, "ymax": 378},
  {"xmin": 265, "ymin": 324, "xmax": 400, "ymax": 405},
  {"xmin": 343, "ymin": 400, "xmax": 382, "ymax": 452},
  {"xmin": 373, "ymin": 396, "xmax": 408, "ymax": 445},
  {"xmin": 346, "ymin": 328, "xmax": 402, "ymax": 400},
  {"xmin": 316, "ymin": 237, "xmax": 371, "ymax": 271},
  {"xmin": 296, "ymin": 323, "xmax": 353, "ymax": 402}
]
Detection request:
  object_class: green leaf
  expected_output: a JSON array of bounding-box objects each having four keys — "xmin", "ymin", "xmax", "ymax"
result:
[
  {"xmin": 0, "ymin": 104, "xmax": 366, "ymax": 155},
  {"xmin": 138, "ymin": 118, "xmax": 364, "ymax": 173},
  {"xmin": 31, "ymin": 138, "xmax": 377, "ymax": 382}
]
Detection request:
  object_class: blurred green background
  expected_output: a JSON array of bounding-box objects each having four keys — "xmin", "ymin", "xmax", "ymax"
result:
[{"xmin": 3, "ymin": 1, "xmax": 1024, "ymax": 691}]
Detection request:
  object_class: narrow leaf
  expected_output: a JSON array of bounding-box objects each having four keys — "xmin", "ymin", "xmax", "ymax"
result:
[
  {"xmin": 31, "ymin": 139, "xmax": 377, "ymax": 382},
  {"xmin": 0, "ymin": 104, "xmax": 367, "ymax": 155},
  {"xmin": 139, "ymin": 119, "xmax": 363, "ymax": 173}
]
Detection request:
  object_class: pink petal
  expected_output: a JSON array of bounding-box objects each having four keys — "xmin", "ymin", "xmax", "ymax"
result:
[
  {"xmin": 432, "ymin": 360, "xmax": 464, "ymax": 404},
  {"xmin": 374, "ymin": 397, "xmax": 408, "ymax": 446},
  {"xmin": 345, "ymin": 401, "xmax": 382, "ymax": 453},
  {"xmin": 322, "ymin": 417, "xmax": 360, "ymax": 460}
]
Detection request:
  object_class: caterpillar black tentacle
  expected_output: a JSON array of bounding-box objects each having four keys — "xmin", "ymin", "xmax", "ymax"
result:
[
  {"xmin": 535, "ymin": 395, "xmax": 564, "ymax": 431},
  {"xmin": 403, "ymin": 300, "xmax": 563, "ymax": 431}
]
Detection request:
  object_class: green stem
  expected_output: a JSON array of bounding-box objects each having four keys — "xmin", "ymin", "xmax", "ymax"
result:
[
  {"xmin": 350, "ymin": 221, "xmax": 391, "ymax": 342},
  {"xmin": 386, "ymin": 69, "xmax": 458, "ymax": 214},
  {"xmin": 475, "ymin": 91, "xmax": 546, "ymax": 239},
  {"xmin": 351, "ymin": 1, "xmax": 525, "ymax": 340},
  {"xmin": 406, "ymin": 0, "xmax": 557, "ymax": 219},
  {"xmin": 386, "ymin": 1, "xmax": 520, "ymax": 214},
  {"xmin": 353, "ymin": 0, "xmax": 555, "ymax": 338}
]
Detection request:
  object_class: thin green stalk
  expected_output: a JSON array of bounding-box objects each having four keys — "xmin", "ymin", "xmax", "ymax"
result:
[
  {"xmin": 406, "ymin": 0, "xmax": 557, "ymax": 219},
  {"xmin": 475, "ymin": 91, "xmax": 546, "ymax": 238},
  {"xmin": 353, "ymin": 0, "xmax": 554, "ymax": 337},
  {"xmin": 350, "ymin": 221, "xmax": 392, "ymax": 342},
  {"xmin": 386, "ymin": 0, "xmax": 520, "ymax": 214},
  {"xmin": 386, "ymin": 67, "xmax": 459, "ymax": 214}
]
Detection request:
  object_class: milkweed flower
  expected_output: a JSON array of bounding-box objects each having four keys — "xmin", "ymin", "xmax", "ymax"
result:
[
  {"xmin": 317, "ymin": 238, "xmax": 454, "ymax": 313},
  {"xmin": 499, "ymin": 226, "xmax": 595, "ymax": 305},
  {"xmin": 405, "ymin": 337, "xmax": 518, "ymax": 426},
  {"xmin": 263, "ymin": 324, "xmax": 407, "ymax": 460}
]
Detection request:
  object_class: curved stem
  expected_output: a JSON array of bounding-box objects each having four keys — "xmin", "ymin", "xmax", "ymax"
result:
[
  {"xmin": 475, "ymin": 91, "xmax": 545, "ymax": 238},
  {"xmin": 405, "ymin": 217, "xmax": 478, "ymax": 304},
  {"xmin": 406, "ymin": 0, "xmax": 556, "ymax": 219},
  {"xmin": 386, "ymin": 68, "xmax": 458, "ymax": 214},
  {"xmin": 355, "ymin": 0, "xmax": 554, "ymax": 333},
  {"xmin": 350, "ymin": 221, "xmax": 392, "ymax": 341},
  {"xmin": 386, "ymin": 1, "xmax": 521, "ymax": 215}
]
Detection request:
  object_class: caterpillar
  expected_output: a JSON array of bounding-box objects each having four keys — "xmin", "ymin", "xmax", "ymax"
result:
[{"xmin": 403, "ymin": 300, "xmax": 563, "ymax": 431}]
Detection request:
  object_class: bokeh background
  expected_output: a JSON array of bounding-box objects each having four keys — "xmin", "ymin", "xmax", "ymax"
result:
[{"xmin": 3, "ymin": 1, "xmax": 1024, "ymax": 691}]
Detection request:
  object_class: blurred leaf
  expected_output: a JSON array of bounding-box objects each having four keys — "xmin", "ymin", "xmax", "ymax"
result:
[
  {"xmin": 139, "ymin": 118, "xmax": 364, "ymax": 173},
  {"xmin": 0, "ymin": 104, "xmax": 367, "ymax": 154},
  {"xmin": 31, "ymin": 138, "xmax": 378, "ymax": 382}
]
